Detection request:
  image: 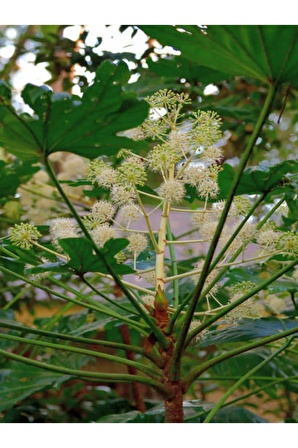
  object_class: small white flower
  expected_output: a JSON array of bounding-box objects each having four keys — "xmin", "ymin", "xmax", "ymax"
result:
[
  {"xmin": 200, "ymin": 145, "xmax": 224, "ymax": 164},
  {"xmin": 110, "ymin": 185, "xmax": 136, "ymax": 205},
  {"xmin": 127, "ymin": 233, "xmax": 148, "ymax": 256},
  {"xmin": 91, "ymin": 200, "xmax": 115, "ymax": 223},
  {"xmin": 118, "ymin": 204, "xmax": 142, "ymax": 225},
  {"xmin": 90, "ymin": 225, "xmax": 116, "ymax": 247},
  {"xmin": 158, "ymin": 180, "xmax": 185, "ymax": 204},
  {"xmin": 50, "ymin": 218, "xmax": 79, "ymax": 247}
]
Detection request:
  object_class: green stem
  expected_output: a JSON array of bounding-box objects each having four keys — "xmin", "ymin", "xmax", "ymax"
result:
[
  {"xmin": 183, "ymin": 324, "xmax": 298, "ymax": 389},
  {"xmin": 81, "ymin": 276, "xmax": 136, "ymax": 316},
  {"xmin": 32, "ymin": 241, "xmax": 67, "ymax": 260},
  {"xmin": 44, "ymin": 157, "xmax": 169, "ymax": 349},
  {"xmin": 165, "ymin": 250, "xmax": 280, "ymax": 284},
  {"xmin": 48, "ymin": 275, "xmax": 147, "ymax": 333},
  {"xmin": 0, "ymin": 244, "xmax": 19, "ymax": 258},
  {"xmin": 3, "ymin": 286, "xmax": 31, "ymax": 310},
  {"xmin": 170, "ymin": 84, "xmax": 278, "ymax": 375},
  {"xmin": 166, "ymin": 192, "xmax": 270, "ymax": 334},
  {"xmin": 0, "ymin": 265, "xmax": 147, "ymax": 333},
  {"xmin": 209, "ymin": 191, "xmax": 268, "ymax": 272},
  {"xmin": 187, "ymin": 375, "xmax": 298, "ymax": 382},
  {"xmin": 203, "ymin": 337, "xmax": 293, "ymax": 422},
  {"xmin": 257, "ymin": 196, "xmax": 285, "ymax": 229},
  {"xmin": 184, "ymin": 376, "xmax": 297, "ymax": 422},
  {"xmin": 185, "ymin": 257, "xmax": 298, "ymax": 345},
  {"xmin": 0, "ymin": 348, "xmax": 167, "ymax": 395},
  {"xmin": 0, "ymin": 320, "xmax": 144, "ymax": 355},
  {"xmin": 0, "ymin": 333, "xmax": 158, "ymax": 378}
]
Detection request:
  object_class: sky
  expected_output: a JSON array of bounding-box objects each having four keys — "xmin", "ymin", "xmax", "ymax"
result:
[{"xmin": 4, "ymin": 25, "xmax": 150, "ymax": 96}]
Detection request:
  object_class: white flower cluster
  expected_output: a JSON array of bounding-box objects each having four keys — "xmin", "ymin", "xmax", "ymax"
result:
[{"xmin": 87, "ymin": 90, "xmax": 224, "ymax": 208}]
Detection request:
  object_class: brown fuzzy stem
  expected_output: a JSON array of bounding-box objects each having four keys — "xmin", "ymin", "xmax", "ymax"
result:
[{"xmin": 164, "ymin": 384, "xmax": 184, "ymax": 423}]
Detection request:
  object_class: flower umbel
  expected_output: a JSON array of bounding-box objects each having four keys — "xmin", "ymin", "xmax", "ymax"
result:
[
  {"xmin": 9, "ymin": 223, "xmax": 41, "ymax": 249},
  {"xmin": 117, "ymin": 156, "xmax": 147, "ymax": 187},
  {"xmin": 127, "ymin": 233, "xmax": 148, "ymax": 257},
  {"xmin": 91, "ymin": 225, "xmax": 116, "ymax": 248},
  {"xmin": 158, "ymin": 180, "xmax": 186, "ymax": 204},
  {"xmin": 86, "ymin": 160, "xmax": 118, "ymax": 188},
  {"xmin": 91, "ymin": 200, "xmax": 115, "ymax": 223},
  {"xmin": 191, "ymin": 110, "xmax": 222, "ymax": 147},
  {"xmin": 50, "ymin": 218, "xmax": 79, "ymax": 248}
]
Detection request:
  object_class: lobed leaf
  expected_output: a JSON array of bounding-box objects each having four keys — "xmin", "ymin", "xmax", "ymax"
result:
[
  {"xmin": 58, "ymin": 237, "xmax": 134, "ymax": 275},
  {"xmin": 199, "ymin": 318, "xmax": 298, "ymax": 346},
  {"xmin": 0, "ymin": 362, "xmax": 71, "ymax": 413},
  {"xmin": 218, "ymin": 160, "xmax": 298, "ymax": 197},
  {"xmin": 0, "ymin": 61, "xmax": 150, "ymax": 161},
  {"xmin": 140, "ymin": 25, "xmax": 298, "ymax": 86}
]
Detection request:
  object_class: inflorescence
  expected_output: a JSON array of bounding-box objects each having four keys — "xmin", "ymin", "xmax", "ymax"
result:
[{"xmin": 7, "ymin": 89, "xmax": 297, "ymax": 328}]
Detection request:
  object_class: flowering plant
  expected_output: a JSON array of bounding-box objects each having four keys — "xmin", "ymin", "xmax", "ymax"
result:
[{"xmin": 0, "ymin": 29, "xmax": 298, "ymax": 423}]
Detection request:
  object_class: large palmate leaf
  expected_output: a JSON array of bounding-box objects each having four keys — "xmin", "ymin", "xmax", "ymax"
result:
[
  {"xmin": 207, "ymin": 406, "xmax": 268, "ymax": 423},
  {"xmin": 0, "ymin": 159, "xmax": 39, "ymax": 198},
  {"xmin": 218, "ymin": 159, "xmax": 298, "ymax": 197},
  {"xmin": 58, "ymin": 237, "xmax": 134, "ymax": 275},
  {"xmin": 96, "ymin": 400, "xmax": 268, "ymax": 423},
  {"xmin": 140, "ymin": 25, "xmax": 298, "ymax": 86},
  {"xmin": 0, "ymin": 61, "xmax": 149, "ymax": 161},
  {"xmin": 199, "ymin": 318, "xmax": 298, "ymax": 346},
  {"xmin": 0, "ymin": 362, "xmax": 71, "ymax": 413}
]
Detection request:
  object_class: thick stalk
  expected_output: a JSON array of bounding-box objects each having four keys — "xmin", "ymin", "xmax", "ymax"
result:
[
  {"xmin": 164, "ymin": 385, "xmax": 184, "ymax": 423},
  {"xmin": 169, "ymin": 83, "xmax": 278, "ymax": 380},
  {"xmin": 156, "ymin": 200, "xmax": 171, "ymax": 292}
]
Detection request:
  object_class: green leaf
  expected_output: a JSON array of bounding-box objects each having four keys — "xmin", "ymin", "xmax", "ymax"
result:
[
  {"xmin": 128, "ymin": 56, "xmax": 228, "ymax": 97},
  {"xmin": 209, "ymin": 406, "xmax": 268, "ymax": 423},
  {"xmin": 0, "ymin": 61, "xmax": 149, "ymax": 161},
  {"xmin": 140, "ymin": 25, "xmax": 298, "ymax": 86},
  {"xmin": 96, "ymin": 410, "xmax": 141, "ymax": 423},
  {"xmin": 21, "ymin": 83, "xmax": 52, "ymax": 119},
  {"xmin": 0, "ymin": 111, "xmax": 41, "ymax": 162},
  {"xmin": 58, "ymin": 237, "xmax": 105, "ymax": 274},
  {"xmin": 0, "ymin": 159, "xmax": 39, "ymax": 197},
  {"xmin": 40, "ymin": 60, "xmax": 149, "ymax": 158},
  {"xmin": 100, "ymin": 237, "xmax": 130, "ymax": 258},
  {"xmin": 0, "ymin": 362, "xmax": 71, "ymax": 413},
  {"xmin": 58, "ymin": 237, "xmax": 134, "ymax": 275},
  {"xmin": 224, "ymin": 265, "xmax": 298, "ymax": 295},
  {"xmin": 218, "ymin": 160, "xmax": 298, "ymax": 197},
  {"xmin": 200, "ymin": 318, "xmax": 298, "ymax": 346},
  {"xmin": 26, "ymin": 261, "xmax": 70, "ymax": 275}
]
